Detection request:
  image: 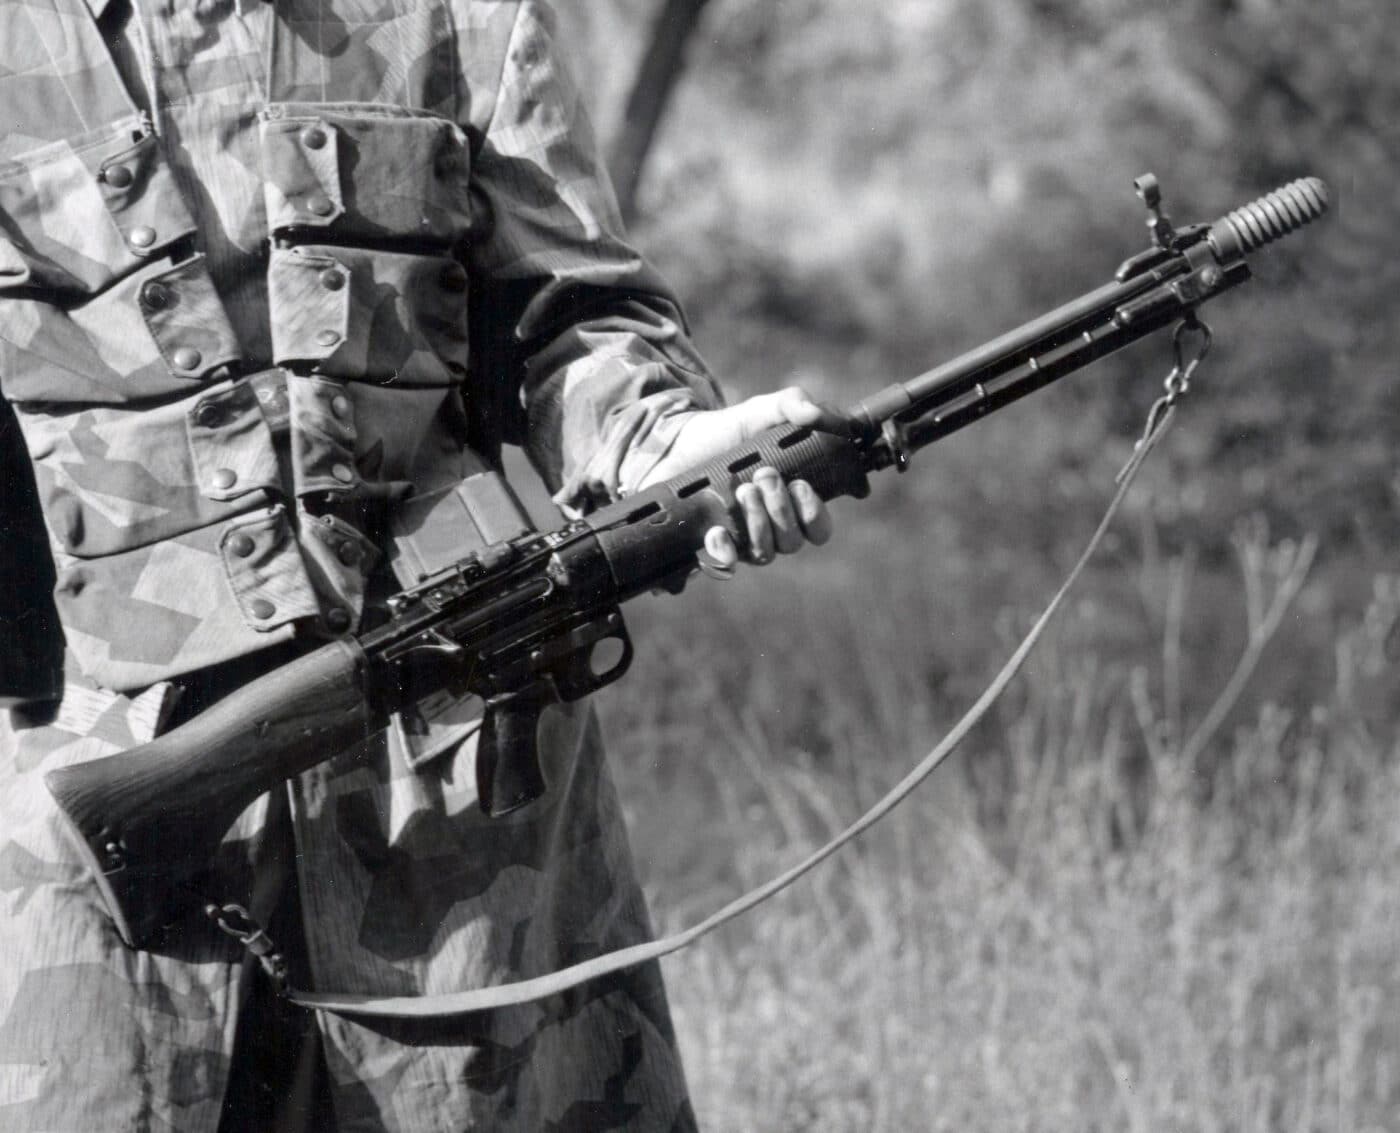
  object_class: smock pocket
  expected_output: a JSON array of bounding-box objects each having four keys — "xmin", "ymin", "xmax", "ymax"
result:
[
  {"xmin": 0, "ymin": 116, "xmax": 198, "ymax": 299},
  {"xmin": 51, "ymin": 514, "xmax": 316, "ymax": 692},
  {"xmin": 0, "ymin": 117, "xmax": 238, "ymax": 407},
  {"xmin": 268, "ymin": 245, "xmax": 468, "ymax": 383},
  {"xmin": 260, "ymin": 106, "xmax": 472, "ymax": 244},
  {"xmin": 17, "ymin": 381, "xmax": 279, "ymax": 558}
]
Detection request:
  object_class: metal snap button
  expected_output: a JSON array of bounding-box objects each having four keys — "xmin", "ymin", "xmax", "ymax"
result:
[
  {"xmin": 320, "ymin": 268, "xmax": 346, "ymax": 291},
  {"xmin": 103, "ymin": 164, "xmax": 134, "ymax": 189},
  {"xmin": 249, "ymin": 598, "xmax": 276, "ymax": 620},
  {"xmin": 315, "ymin": 329, "xmax": 341, "ymax": 348},
  {"xmin": 212, "ymin": 468, "xmax": 238, "ymax": 490},
  {"xmin": 331, "ymin": 463, "xmax": 355, "ymax": 484},
  {"xmin": 438, "ymin": 262, "xmax": 468, "ymax": 293},
  {"xmin": 301, "ymin": 125, "xmax": 328, "ymax": 150},
  {"xmin": 194, "ymin": 401, "xmax": 223, "ymax": 428},
  {"xmin": 335, "ymin": 539, "xmax": 361, "ymax": 565},
  {"xmin": 129, "ymin": 225, "xmax": 157, "ymax": 249},
  {"xmin": 229, "ymin": 533, "xmax": 256, "ymax": 558},
  {"xmin": 330, "ymin": 394, "xmax": 352, "ymax": 419},
  {"xmin": 325, "ymin": 607, "xmax": 351, "ymax": 633},
  {"xmin": 172, "ymin": 347, "xmax": 203, "ymax": 372},
  {"xmin": 306, "ymin": 193, "xmax": 334, "ymax": 217},
  {"xmin": 140, "ymin": 280, "xmax": 173, "ymax": 310}
]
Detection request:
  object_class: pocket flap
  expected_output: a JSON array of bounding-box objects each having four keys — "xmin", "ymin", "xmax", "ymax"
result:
[
  {"xmin": 0, "ymin": 119, "xmax": 198, "ymax": 298},
  {"xmin": 261, "ymin": 107, "xmax": 471, "ymax": 244}
]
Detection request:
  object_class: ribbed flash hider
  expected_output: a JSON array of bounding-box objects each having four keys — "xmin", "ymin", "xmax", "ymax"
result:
[{"xmin": 1209, "ymin": 177, "xmax": 1330, "ymax": 260}]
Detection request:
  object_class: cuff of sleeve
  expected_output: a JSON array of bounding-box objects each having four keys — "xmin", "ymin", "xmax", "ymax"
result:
[{"xmin": 552, "ymin": 389, "xmax": 699, "ymax": 517}]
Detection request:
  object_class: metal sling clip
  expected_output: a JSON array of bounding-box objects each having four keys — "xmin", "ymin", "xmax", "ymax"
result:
[
  {"xmin": 1119, "ymin": 315, "xmax": 1214, "ymax": 483},
  {"xmin": 206, "ymin": 902, "xmax": 290, "ymax": 991}
]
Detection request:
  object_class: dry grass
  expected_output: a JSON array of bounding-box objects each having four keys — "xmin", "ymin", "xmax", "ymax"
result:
[{"xmin": 597, "ymin": 508, "xmax": 1400, "ymax": 1131}]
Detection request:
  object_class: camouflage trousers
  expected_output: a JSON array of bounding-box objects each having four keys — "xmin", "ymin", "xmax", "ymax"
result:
[{"xmin": 0, "ymin": 668, "xmax": 696, "ymax": 1132}]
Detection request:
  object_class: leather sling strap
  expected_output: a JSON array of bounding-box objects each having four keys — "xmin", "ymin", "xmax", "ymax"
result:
[{"xmin": 277, "ymin": 406, "xmax": 1182, "ymax": 1019}]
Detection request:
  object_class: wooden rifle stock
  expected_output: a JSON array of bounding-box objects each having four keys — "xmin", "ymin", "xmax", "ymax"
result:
[{"xmin": 44, "ymin": 640, "xmax": 375, "ymax": 947}]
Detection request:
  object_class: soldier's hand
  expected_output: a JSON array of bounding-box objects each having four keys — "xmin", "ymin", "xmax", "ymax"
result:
[{"xmin": 637, "ymin": 386, "xmax": 843, "ymax": 576}]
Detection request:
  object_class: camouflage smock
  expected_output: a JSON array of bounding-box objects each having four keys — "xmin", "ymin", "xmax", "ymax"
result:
[{"xmin": 0, "ymin": 0, "xmax": 719, "ymax": 1128}]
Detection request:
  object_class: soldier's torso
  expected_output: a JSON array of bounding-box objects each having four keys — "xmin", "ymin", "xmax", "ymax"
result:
[
  {"xmin": 0, "ymin": 10, "xmax": 703, "ymax": 1129},
  {"xmin": 0, "ymin": 0, "xmax": 515, "ymax": 690}
]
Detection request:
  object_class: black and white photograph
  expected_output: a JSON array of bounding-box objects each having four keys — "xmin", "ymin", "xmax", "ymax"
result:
[{"xmin": 0, "ymin": 0, "xmax": 1388, "ymax": 1129}]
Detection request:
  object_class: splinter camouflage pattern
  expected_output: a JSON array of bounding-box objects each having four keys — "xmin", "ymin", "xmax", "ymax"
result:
[{"xmin": 0, "ymin": 0, "xmax": 720, "ymax": 1127}]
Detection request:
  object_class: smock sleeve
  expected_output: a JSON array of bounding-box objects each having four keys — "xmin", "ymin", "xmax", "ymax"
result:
[{"xmin": 464, "ymin": 0, "xmax": 723, "ymax": 512}]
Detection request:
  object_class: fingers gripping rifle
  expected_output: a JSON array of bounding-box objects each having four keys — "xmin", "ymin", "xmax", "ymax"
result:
[{"xmin": 44, "ymin": 176, "xmax": 1329, "ymax": 948}]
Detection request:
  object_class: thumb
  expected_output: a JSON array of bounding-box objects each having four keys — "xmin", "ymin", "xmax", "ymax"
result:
[{"xmin": 734, "ymin": 386, "xmax": 855, "ymax": 440}]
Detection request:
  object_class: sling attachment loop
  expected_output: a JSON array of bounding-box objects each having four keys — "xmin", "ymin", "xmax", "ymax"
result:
[
  {"xmin": 1121, "ymin": 315, "xmax": 1211, "ymax": 484},
  {"xmin": 1167, "ymin": 316, "xmax": 1212, "ymax": 402},
  {"xmin": 206, "ymin": 902, "xmax": 289, "ymax": 991},
  {"xmin": 881, "ymin": 417, "xmax": 913, "ymax": 472}
]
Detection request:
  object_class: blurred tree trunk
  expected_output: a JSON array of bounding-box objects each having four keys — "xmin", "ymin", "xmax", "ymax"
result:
[{"xmin": 607, "ymin": 0, "xmax": 714, "ymax": 223}]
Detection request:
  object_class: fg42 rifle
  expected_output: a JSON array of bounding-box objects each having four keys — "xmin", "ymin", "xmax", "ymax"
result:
[{"xmin": 44, "ymin": 175, "xmax": 1330, "ymax": 949}]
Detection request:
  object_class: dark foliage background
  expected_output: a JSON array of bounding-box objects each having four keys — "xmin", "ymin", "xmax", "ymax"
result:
[{"xmin": 572, "ymin": 0, "xmax": 1394, "ymax": 545}]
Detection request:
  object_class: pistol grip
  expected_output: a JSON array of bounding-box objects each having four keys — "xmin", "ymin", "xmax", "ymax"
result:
[{"xmin": 477, "ymin": 687, "xmax": 553, "ymax": 818}]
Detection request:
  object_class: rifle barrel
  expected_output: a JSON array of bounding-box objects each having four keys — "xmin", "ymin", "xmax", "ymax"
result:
[
  {"xmin": 851, "ymin": 270, "xmax": 1180, "ymax": 433},
  {"xmin": 854, "ymin": 176, "xmax": 1330, "ymax": 457}
]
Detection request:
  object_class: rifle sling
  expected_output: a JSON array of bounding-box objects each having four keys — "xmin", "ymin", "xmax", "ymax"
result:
[{"xmin": 279, "ymin": 410, "xmax": 1179, "ymax": 1019}]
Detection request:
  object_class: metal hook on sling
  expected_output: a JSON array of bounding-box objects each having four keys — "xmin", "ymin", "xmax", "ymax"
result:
[
  {"xmin": 1119, "ymin": 315, "xmax": 1214, "ymax": 483},
  {"xmin": 206, "ymin": 902, "xmax": 290, "ymax": 991},
  {"xmin": 1166, "ymin": 316, "xmax": 1213, "ymax": 405}
]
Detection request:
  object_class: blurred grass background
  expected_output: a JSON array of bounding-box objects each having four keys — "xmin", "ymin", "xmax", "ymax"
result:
[{"xmin": 543, "ymin": 2, "xmax": 1399, "ymax": 1128}]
